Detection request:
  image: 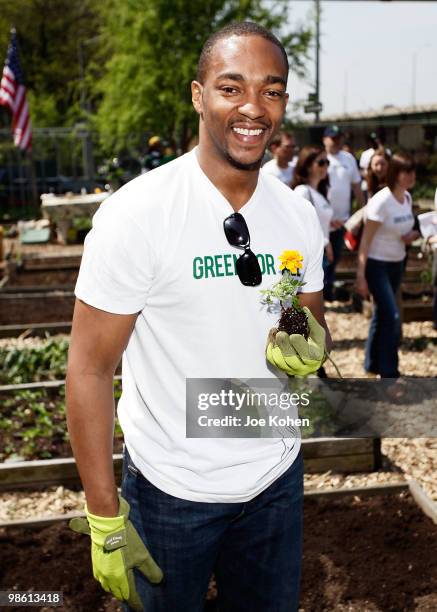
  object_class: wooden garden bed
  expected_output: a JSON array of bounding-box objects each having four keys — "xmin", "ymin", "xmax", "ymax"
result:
[
  {"xmin": 1, "ymin": 492, "xmax": 435, "ymax": 611},
  {"xmin": 0, "ymin": 438, "xmax": 383, "ymax": 492}
]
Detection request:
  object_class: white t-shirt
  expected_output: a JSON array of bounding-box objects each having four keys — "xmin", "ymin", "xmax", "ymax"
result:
[
  {"xmin": 367, "ymin": 186, "xmax": 414, "ymax": 262},
  {"xmin": 327, "ymin": 150, "xmax": 361, "ymax": 222},
  {"xmin": 262, "ymin": 158, "xmax": 295, "ymax": 186},
  {"xmin": 75, "ymin": 149, "xmax": 324, "ymax": 503},
  {"xmin": 359, "ymin": 148, "xmax": 375, "ymax": 172},
  {"xmin": 293, "ymin": 185, "xmax": 333, "ymax": 247}
]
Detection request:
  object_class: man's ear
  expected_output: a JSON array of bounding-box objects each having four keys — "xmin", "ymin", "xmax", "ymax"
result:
[{"xmin": 191, "ymin": 81, "xmax": 203, "ymax": 115}]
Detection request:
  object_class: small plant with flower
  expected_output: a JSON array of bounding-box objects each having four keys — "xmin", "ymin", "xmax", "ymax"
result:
[{"xmin": 261, "ymin": 250, "xmax": 309, "ymax": 338}]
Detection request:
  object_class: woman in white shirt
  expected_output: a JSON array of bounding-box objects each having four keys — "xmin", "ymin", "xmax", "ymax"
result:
[
  {"xmin": 366, "ymin": 148, "xmax": 390, "ymax": 198},
  {"xmin": 292, "ymin": 145, "xmax": 334, "ymax": 268},
  {"xmin": 356, "ymin": 153, "xmax": 419, "ymax": 378}
]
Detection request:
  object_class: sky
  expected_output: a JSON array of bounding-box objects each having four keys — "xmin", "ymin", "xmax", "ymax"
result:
[{"xmin": 284, "ymin": 0, "xmax": 437, "ymax": 118}]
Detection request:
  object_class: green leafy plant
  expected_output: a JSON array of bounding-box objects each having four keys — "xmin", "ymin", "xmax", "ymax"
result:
[
  {"xmin": 0, "ymin": 384, "xmax": 124, "ymax": 461},
  {"xmin": 260, "ymin": 250, "xmax": 309, "ymax": 337},
  {"xmin": 0, "ymin": 339, "xmax": 70, "ymax": 385},
  {"xmin": 261, "ymin": 274, "xmax": 304, "ymax": 309},
  {"xmin": 72, "ymin": 216, "xmax": 93, "ymax": 231}
]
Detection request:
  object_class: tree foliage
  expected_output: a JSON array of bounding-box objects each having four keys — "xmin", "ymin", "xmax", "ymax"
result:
[
  {"xmin": 0, "ymin": 0, "xmax": 101, "ymax": 127},
  {"xmin": 94, "ymin": 0, "xmax": 312, "ymax": 153},
  {"xmin": 0, "ymin": 0, "xmax": 311, "ymax": 154}
]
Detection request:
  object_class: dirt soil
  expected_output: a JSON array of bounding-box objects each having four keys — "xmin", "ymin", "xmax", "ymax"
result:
[
  {"xmin": 300, "ymin": 494, "xmax": 437, "ymax": 612},
  {"xmin": 1, "ymin": 493, "xmax": 435, "ymax": 612}
]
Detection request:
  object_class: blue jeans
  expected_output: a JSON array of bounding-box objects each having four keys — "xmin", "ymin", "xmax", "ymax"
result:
[
  {"xmin": 324, "ymin": 227, "xmax": 345, "ymax": 300},
  {"xmin": 365, "ymin": 257, "xmax": 403, "ymax": 378},
  {"xmin": 121, "ymin": 448, "xmax": 304, "ymax": 612}
]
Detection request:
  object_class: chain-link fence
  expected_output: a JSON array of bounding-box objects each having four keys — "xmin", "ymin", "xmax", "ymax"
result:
[{"xmin": 0, "ymin": 127, "xmax": 96, "ymax": 221}]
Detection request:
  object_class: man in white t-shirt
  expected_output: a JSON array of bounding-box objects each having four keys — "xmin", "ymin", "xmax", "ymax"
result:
[
  {"xmin": 261, "ymin": 131, "xmax": 296, "ymax": 185},
  {"xmin": 323, "ymin": 124, "xmax": 364, "ymax": 300},
  {"xmin": 67, "ymin": 21, "xmax": 330, "ymax": 612}
]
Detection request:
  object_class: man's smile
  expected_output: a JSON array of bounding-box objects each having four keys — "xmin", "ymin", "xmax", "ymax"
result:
[
  {"xmin": 232, "ymin": 127, "xmax": 263, "ymax": 136},
  {"xmin": 230, "ymin": 122, "xmax": 270, "ymax": 146}
]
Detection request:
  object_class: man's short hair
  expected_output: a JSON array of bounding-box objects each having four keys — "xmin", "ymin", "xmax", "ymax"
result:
[
  {"xmin": 269, "ymin": 131, "xmax": 294, "ymax": 149},
  {"xmin": 196, "ymin": 21, "xmax": 289, "ymax": 84}
]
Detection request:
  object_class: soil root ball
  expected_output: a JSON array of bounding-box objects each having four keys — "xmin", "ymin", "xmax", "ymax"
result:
[{"xmin": 278, "ymin": 307, "xmax": 309, "ymax": 339}]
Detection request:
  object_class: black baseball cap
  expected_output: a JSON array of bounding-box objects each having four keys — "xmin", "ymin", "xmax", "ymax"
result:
[{"xmin": 323, "ymin": 125, "xmax": 343, "ymax": 138}]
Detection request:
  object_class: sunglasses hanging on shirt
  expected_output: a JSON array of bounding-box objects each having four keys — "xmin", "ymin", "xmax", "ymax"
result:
[{"xmin": 223, "ymin": 212, "xmax": 262, "ymax": 287}]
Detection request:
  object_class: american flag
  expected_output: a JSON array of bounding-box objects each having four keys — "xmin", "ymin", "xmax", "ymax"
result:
[{"xmin": 0, "ymin": 28, "xmax": 32, "ymax": 151}]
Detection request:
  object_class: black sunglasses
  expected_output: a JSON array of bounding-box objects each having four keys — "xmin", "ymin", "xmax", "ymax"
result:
[
  {"xmin": 223, "ymin": 212, "xmax": 262, "ymax": 287},
  {"xmin": 317, "ymin": 158, "xmax": 330, "ymax": 167}
]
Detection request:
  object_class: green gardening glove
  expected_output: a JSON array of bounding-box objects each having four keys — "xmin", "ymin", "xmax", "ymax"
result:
[
  {"xmin": 266, "ymin": 307, "xmax": 327, "ymax": 377},
  {"xmin": 69, "ymin": 496, "xmax": 163, "ymax": 611}
]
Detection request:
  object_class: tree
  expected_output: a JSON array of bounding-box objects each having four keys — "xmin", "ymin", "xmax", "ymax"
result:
[
  {"xmin": 94, "ymin": 0, "xmax": 312, "ymax": 154},
  {"xmin": 0, "ymin": 0, "xmax": 101, "ymax": 128}
]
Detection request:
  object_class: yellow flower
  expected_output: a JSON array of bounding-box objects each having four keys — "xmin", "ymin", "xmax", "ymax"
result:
[{"xmin": 279, "ymin": 250, "xmax": 303, "ymax": 274}]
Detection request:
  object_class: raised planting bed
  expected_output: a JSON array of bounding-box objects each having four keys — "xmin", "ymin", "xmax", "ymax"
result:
[
  {"xmin": 401, "ymin": 299, "xmax": 434, "ymax": 323},
  {"xmin": 334, "ymin": 246, "xmax": 434, "ymax": 322},
  {"xmin": 300, "ymin": 492, "xmax": 437, "ymax": 611},
  {"xmin": 0, "ymin": 382, "xmax": 123, "ymax": 463},
  {"xmin": 6, "ymin": 254, "xmax": 81, "ymax": 288},
  {"xmin": 0, "ymin": 361, "xmax": 381, "ymax": 470},
  {"xmin": 3, "ymin": 240, "xmax": 83, "ymax": 289},
  {"xmin": 0, "ymin": 288, "xmax": 75, "ymax": 325},
  {"xmin": 0, "ymin": 323, "xmax": 72, "ymax": 339},
  {"xmin": 302, "ymin": 437, "xmax": 380, "ymax": 474},
  {"xmin": 0, "ymin": 438, "xmax": 382, "ymax": 491},
  {"xmin": 0, "ymin": 493, "xmax": 435, "ymax": 611}
]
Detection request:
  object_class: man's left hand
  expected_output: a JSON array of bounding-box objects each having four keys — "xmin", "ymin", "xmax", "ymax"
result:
[{"xmin": 266, "ymin": 307, "xmax": 326, "ymax": 376}]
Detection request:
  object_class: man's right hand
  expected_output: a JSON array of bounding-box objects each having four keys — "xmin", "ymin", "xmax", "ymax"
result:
[{"xmin": 70, "ymin": 496, "xmax": 163, "ymax": 611}]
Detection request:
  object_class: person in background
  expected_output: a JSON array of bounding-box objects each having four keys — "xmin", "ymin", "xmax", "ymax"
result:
[
  {"xmin": 342, "ymin": 137, "xmax": 359, "ymax": 164},
  {"xmin": 262, "ymin": 131, "xmax": 296, "ymax": 186},
  {"xmin": 359, "ymin": 133, "xmax": 379, "ymax": 184},
  {"xmin": 359, "ymin": 133, "xmax": 391, "ymax": 202},
  {"xmin": 356, "ymin": 153, "xmax": 419, "ymax": 378},
  {"xmin": 160, "ymin": 142, "xmax": 177, "ymax": 166},
  {"xmin": 323, "ymin": 125, "xmax": 364, "ymax": 301},
  {"xmin": 292, "ymin": 145, "xmax": 334, "ymax": 268},
  {"xmin": 142, "ymin": 135, "xmax": 164, "ymax": 172},
  {"xmin": 430, "ymin": 187, "xmax": 437, "ymax": 330},
  {"xmin": 342, "ymin": 142, "xmax": 354, "ymax": 155},
  {"xmin": 366, "ymin": 148, "xmax": 390, "ymax": 198}
]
